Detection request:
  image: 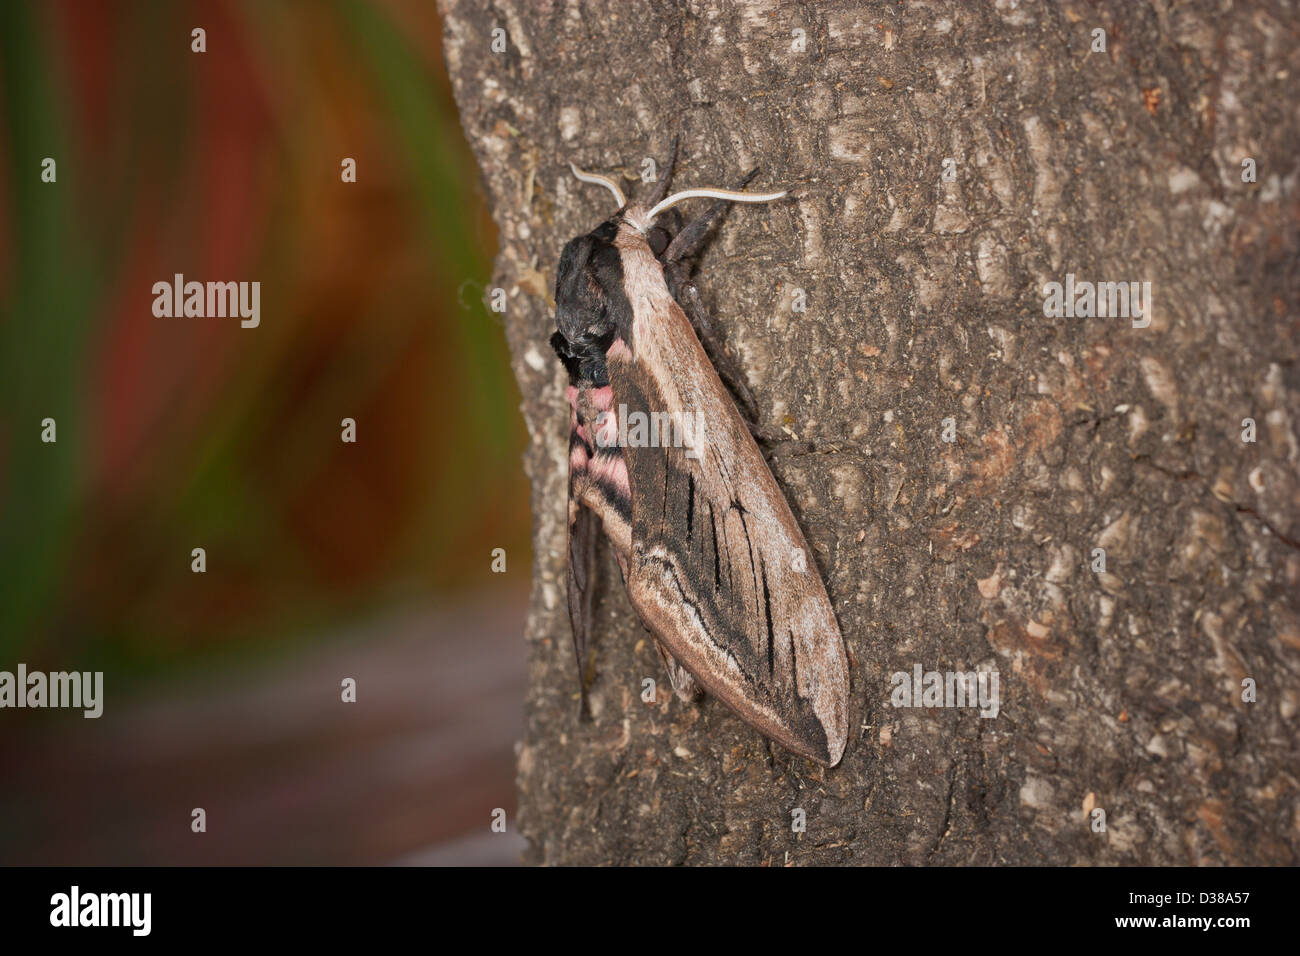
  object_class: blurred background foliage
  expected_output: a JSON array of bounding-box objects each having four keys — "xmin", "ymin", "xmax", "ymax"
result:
[{"xmin": 0, "ymin": 0, "xmax": 529, "ymax": 681}]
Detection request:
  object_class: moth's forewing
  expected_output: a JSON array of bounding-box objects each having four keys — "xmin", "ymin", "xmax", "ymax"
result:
[{"xmin": 605, "ymin": 227, "xmax": 850, "ymax": 766}]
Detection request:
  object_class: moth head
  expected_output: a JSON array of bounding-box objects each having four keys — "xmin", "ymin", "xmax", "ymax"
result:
[
  {"xmin": 552, "ymin": 159, "xmax": 787, "ymax": 384},
  {"xmin": 551, "ymin": 217, "xmax": 629, "ymax": 385}
]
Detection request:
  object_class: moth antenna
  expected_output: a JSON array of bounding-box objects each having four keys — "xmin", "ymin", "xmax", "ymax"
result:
[
  {"xmin": 569, "ymin": 162, "xmax": 626, "ymax": 209},
  {"xmin": 646, "ymin": 186, "xmax": 787, "ymax": 222}
]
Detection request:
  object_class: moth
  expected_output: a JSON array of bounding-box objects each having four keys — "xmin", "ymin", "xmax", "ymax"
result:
[{"xmin": 549, "ymin": 144, "xmax": 850, "ymax": 767}]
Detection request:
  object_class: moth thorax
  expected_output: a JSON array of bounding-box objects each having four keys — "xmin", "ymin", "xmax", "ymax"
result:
[{"xmin": 619, "ymin": 204, "xmax": 656, "ymax": 236}]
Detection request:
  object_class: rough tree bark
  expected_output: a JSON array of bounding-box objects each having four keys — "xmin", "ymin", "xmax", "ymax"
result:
[{"xmin": 439, "ymin": 0, "xmax": 1299, "ymax": 865}]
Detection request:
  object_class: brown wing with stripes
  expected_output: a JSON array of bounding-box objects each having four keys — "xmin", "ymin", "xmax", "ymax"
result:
[{"xmin": 606, "ymin": 299, "xmax": 850, "ymax": 766}]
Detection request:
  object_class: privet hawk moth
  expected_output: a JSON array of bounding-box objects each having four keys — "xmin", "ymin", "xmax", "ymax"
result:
[{"xmin": 549, "ymin": 143, "xmax": 850, "ymax": 767}]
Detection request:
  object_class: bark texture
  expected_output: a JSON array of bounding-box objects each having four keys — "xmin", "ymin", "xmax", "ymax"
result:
[{"xmin": 439, "ymin": 0, "xmax": 1300, "ymax": 865}]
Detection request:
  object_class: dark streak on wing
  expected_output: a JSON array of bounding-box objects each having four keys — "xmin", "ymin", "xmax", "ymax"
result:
[
  {"xmin": 661, "ymin": 463, "xmax": 669, "ymax": 526},
  {"xmin": 723, "ymin": 513, "xmax": 733, "ymax": 595},
  {"xmin": 733, "ymin": 503, "xmax": 761, "ymax": 638},
  {"xmin": 787, "ymin": 629, "xmax": 799, "ymax": 697},
  {"xmin": 686, "ymin": 474, "xmax": 695, "ymax": 546},
  {"xmin": 709, "ymin": 503, "xmax": 721, "ymax": 590},
  {"xmin": 761, "ymin": 558, "xmax": 774, "ymax": 678}
]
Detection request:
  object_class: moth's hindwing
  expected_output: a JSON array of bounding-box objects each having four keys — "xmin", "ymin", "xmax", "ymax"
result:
[
  {"xmin": 564, "ymin": 384, "xmax": 634, "ymax": 712},
  {"xmin": 606, "ymin": 253, "xmax": 850, "ymax": 766}
]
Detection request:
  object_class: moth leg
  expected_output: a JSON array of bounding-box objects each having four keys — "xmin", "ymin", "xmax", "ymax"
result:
[
  {"xmin": 660, "ymin": 167, "xmax": 760, "ymax": 264},
  {"xmin": 664, "ymin": 266, "xmax": 760, "ymax": 422},
  {"xmin": 658, "ymin": 167, "xmax": 767, "ymax": 421},
  {"xmin": 567, "ymin": 498, "xmax": 599, "ymax": 720},
  {"xmin": 654, "ymin": 639, "xmax": 704, "ymax": 703},
  {"xmin": 644, "ymin": 135, "xmax": 680, "ymax": 207},
  {"xmin": 744, "ymin": 419, "xmax": 791, "ymax": 446},
  {"xmin": 668, "ymin": 279, "xmax": 798, "ymax": 451}
]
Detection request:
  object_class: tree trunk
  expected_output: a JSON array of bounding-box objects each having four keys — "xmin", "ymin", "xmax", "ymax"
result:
[{"xmin": 438, "ymin": 0, "xmax": 1299, "ymax": 865}]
